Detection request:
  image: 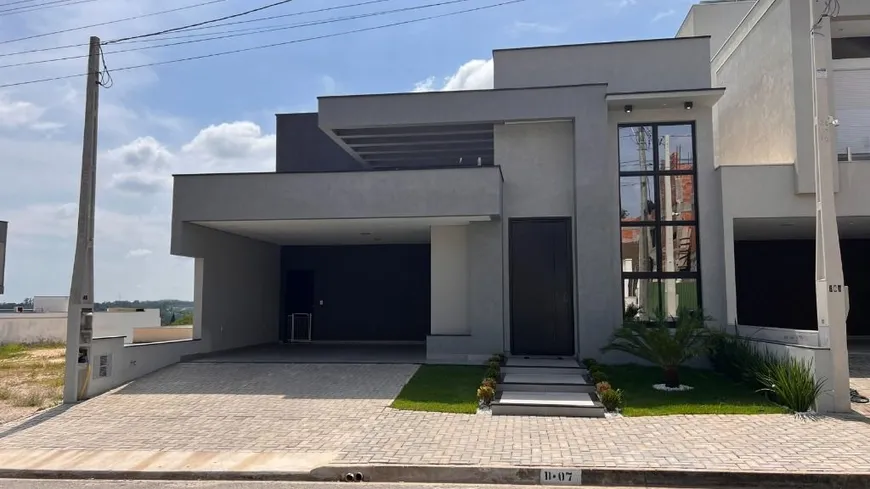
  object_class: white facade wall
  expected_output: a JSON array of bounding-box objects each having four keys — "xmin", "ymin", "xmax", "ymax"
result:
[{"xmin": 0, "ymin": 309, "xmax": 162, "ymax": 344}]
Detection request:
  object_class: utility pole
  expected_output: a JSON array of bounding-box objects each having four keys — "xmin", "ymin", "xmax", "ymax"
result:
[
  {"xmin": 636, "ymin": 128, "xmax": 650, "ymax": 317},
  {"xmin": 63, "ymin": 36, "xmax": 101, "ymax": 404},
  {"xmin": 809, "ymin": 5, "xmax": 850, "ymax": 413}
]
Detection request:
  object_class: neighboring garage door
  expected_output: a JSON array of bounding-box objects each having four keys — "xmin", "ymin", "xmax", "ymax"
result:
[{"xmin": 281, "ymin": 244, "xmax": 431, "ymax": 342}]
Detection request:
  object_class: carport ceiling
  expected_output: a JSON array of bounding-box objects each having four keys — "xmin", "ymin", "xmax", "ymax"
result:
[
  {"xmin": 193, "ymin": 216, "xmax": 492, "ymax": 245},
  {"xmin": 333, "ymin": 123, "xmax": 494, "ymax": 169},
  {"xmin": 734, "ymin": 216, "xmax": 870, "ymax": 240}
]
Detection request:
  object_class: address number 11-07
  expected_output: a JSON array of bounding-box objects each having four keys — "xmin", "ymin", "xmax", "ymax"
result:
[{"xmin": 540, "ymin": 469, "xmax": 582, "ymax": 485}]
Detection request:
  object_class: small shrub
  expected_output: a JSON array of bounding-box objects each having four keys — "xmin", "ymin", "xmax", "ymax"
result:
[
  {"xmin": 581, "ymin": 358, "xmax": 598, "ymax": 369},
  {"xmin": 590, "ymin": 370, "xmax": 608, "ymax": 384},
  {"xmin": 488, "ymin": 359, "xmax": 501, "ymax": 370},
  {"xmin": 587, "ymin": 363, "xmax": 603, "ymax": 373},
  {"xmin": 489, "ymin": 354, "xmax": 505, "ymax": 364},
  {"xmin": 484, "ymin": 365, "xmax": 500, "ymax": 380},
  {"xmin": 600, "ymin": 388, "xmax": 624, "ymax": 412},
  {"xmin": 595, "ymin": 381, "xmax": 611, "ymax": 394},
  {"xmin": 477, "ymin": 385, "xmax": 496, "ymax": 405},
  {"xmin": 0, "ymin": 344, "xmax": 27, "ymax": 360},
  {"xmin": 481, "ymin": 378, "xmax": 497, "ymax": 390},
  {"xmin": 11, "ymin": 389, "xmax": 46, "ymax": 408},
  {"xmin": 757, "ymin": 357, "xmax": 825, "ymax": 413}
]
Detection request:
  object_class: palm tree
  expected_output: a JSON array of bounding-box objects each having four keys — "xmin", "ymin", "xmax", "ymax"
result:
[{"xmin": 602, "ymin": 308, "xmax": 710, "ymax": 388}]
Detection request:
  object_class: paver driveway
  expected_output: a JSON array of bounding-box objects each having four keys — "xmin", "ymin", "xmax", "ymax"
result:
[
  {"xmin": 0, "ymin": 363, "xmax": 417, "ymax": 454},
  {"xmin": 4, "ymin": 359, "xmax": 870, "ymax": 474}
]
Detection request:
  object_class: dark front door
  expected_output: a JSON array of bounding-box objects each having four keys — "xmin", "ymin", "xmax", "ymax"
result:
[
  {"xmin": 286, "ymin": 270, "xmax": 314, "ymax": 341},
  {"xmin": 509, "ymin": 218, "xmax": 575, "ymax": 356}
]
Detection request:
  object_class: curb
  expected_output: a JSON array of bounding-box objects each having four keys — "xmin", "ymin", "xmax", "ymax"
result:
[{"xmin": 3, "ymin": 465, "xmax": 870, "ymax": 488}]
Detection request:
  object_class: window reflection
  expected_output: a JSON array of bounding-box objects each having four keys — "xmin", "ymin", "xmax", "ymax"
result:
[
  {"xmin": 621, "ymin": 226, "xmax": 658, "ymax": 272},
  {"xmin": 620, "ymin": 176, "xmax": 656, "ymax": 222},
  {"xmin": 658, "ymin": 125, "xmax": 694, "ymax": 170},
  {"xmin": 618, "ymin": 126, "xmax": 654, "ymax": 172},
  {"xmin": 619, "ymin": 122, "xmax": 701, "ymax": 321},
  {"xmin": 659, "ymin": 174, "xmax": 695, "ymax": 222}
]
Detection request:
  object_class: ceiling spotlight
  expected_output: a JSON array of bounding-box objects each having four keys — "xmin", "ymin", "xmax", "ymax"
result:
[
  {"xmin": 624, "ymin": 105, "xmax": 633, "ymax": 114},
  {"xmin": 684, "ymin": 101, "xmax": 694, "ymax": 110},
  {"xmin": 360, "ymin": 232, "xmax": 372, "ymax": 236}
]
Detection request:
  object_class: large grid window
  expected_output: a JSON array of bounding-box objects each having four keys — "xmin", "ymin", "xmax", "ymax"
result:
[{"xmin": 618, "ymin": 123, "xmax": 701, "ymax": 321}]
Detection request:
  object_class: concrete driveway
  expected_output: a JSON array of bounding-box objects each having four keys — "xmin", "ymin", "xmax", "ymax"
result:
[{"xmin": 0, "ymin": 362, "xmax": 417, "ymax": 471}]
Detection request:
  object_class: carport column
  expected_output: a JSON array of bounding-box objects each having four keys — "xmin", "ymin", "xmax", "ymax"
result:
[
  {"xmin": 722, "ymin": 216, "xmax": 738, "ymax": 327},
  {"xmin": 430, "ymin": 226, "xmax": 470, "ymax": 335},
  {"xmin": 193, "ymin": 258, "xmax": 204, "ymax": 341}
]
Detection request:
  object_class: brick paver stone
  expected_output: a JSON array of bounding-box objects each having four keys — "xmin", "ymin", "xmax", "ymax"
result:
[{"xmin": 2, "ymin": 359, "xmax": 870, "ymax": 473}]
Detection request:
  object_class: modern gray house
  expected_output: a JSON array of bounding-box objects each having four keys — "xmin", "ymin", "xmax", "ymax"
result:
[{"xmin": 170, "ymin": 35, "xmax": 726, "ymax": 363}]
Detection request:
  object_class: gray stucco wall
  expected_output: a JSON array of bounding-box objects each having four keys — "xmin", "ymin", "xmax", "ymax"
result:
[
  {"xmin": 713, "ymin": 0, "xmax": 797, "ymax": 168},
  {"xmin": 176, "ymin": 224, "xmax": 280, "ymax": 353},
  {"xmin": 496, "ymin": 121, "xmax": 575, "ymax": 353},
  {"xmin": 492, "ymin": 37, "xmax": 712, "ymax": 93},
  {"xmin": 170, "ymin": 166, "xmax": 502, "ymax": 252},
  {"xmin": 677, "ymin": 1, "xmax": 754, "ymax": 56},
  {"xmin": 275, "ymin": 113, "xmax": 362, "ymax": 173}
]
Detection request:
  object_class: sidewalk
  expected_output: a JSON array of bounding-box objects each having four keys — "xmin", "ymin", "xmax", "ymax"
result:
[{"xmin": 2, "ymin": 360, "xmax": 870, "ymax": 487}]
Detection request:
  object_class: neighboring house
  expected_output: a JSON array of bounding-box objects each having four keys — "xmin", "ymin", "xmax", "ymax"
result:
[
  {"xmin": 677, "ymin": 0, "xmax": 870, "ymax": 335},
  {"xmin": 171, "ymin": 35, "xmax": 725, "ymax": 362}
]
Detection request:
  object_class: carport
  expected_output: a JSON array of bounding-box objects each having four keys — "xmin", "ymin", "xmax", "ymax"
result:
[
  {"xmin": 171, "ymin": 166, "xmax": 503, "ymax": 356},
  {"xmin": 732, "ymin": 216, "xmax": 870, "ymax": 336}
]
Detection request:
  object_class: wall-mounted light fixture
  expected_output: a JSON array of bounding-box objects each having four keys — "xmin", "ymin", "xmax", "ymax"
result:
[
  {"xmin": 684, "ymin": 101, "xmax": 694, "ymax": 110},
  {"xmin": 624, "ymin": 105, "xmax": 633, "ymax": 114}
]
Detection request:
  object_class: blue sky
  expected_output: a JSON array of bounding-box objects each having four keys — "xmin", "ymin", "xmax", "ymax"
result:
[{"xmin": 0, "ymin": 0, "xmax": 695, "ymax": 302}]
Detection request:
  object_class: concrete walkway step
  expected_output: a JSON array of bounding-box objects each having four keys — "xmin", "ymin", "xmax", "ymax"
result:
[
  {"xmin": 491, "ymin": 391, "xmax": 605, "ymax": 417},
  {"xmin": 500, "ymin": 373, "xmax": 594, "ymax": 393},
  {"xmin": 504, "ymin": 357, "xmax": 580, "ymax": 368},
  {"xmin": 500, "ymin": 366, "xmax": 586, "ymax": 375}
]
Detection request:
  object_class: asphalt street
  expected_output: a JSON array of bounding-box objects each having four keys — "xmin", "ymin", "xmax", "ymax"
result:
[{"xmin": 0, "ymin": 481, "xmax": 729, "ymax": 489}]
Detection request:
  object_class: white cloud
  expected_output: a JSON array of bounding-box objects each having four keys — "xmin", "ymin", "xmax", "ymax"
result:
[
  {"xmin": 413, "ymin": 59, "xmax": 494, "ymax": 92},
  {"xmin": 510, "ymin": 21, "xmax": 565, "ymax": 35},
  {"xmin": 102, "ymin": 121, "xmax": 275, "ymax": 196},
  {"xmin": 0, "ymin": 94, "xmax": 46, "ymax": 129},
  {"xmin": 652, "ymin": 9, "xmax": 676, "ymax": 23},
  {"xmin": 609, "ymin": 0, "xmax": 638, "ymax": 11},
  {"xmin": 127, "ymin": 248, "xmax": 152, "ymax": 258}
]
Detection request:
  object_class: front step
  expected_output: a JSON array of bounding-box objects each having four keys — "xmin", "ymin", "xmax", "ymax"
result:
[
  {"xmin": 491, "ymin": 391, "xmax": 605, "ymax": 418},
  {"xmin": 500, "ymin": 373, "xmax": 596, "ymax": 393},
  {"xmin": 501, "ymin": 365, "xmax": 586, "ymax": 375},
  {"xmin": 504, "ymin": 357, "xmax": 580, "ymax": 368}
]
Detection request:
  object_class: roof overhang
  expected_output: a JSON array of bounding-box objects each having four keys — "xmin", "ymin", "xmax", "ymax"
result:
[
  {"xmin": 317, "ymin": 84, "xmax": 608, "ymax": 169},
  {"xmin": 605, "ymin": 88, "xmax": 725, "ymax": 111}
]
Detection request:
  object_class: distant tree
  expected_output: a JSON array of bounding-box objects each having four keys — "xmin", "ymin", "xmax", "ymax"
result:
[{"xmin": 171, "ymin": 311, "xmax": 193, "ymax": 326}]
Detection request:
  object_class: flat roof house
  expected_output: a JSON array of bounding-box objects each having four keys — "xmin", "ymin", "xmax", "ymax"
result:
[
  {"xmin": 677, "ymin": 0, "xmax": 870, "ymax": 337},
  {"xmin": 170, "ymin": 35, "xmax": 726, "ymax": 363}
]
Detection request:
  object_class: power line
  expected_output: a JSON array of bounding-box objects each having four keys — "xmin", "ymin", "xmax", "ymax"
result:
[
  {"xmin": 116, "ymin": 0, "xmax": 393, "ymax": 42},
  {"xmin": 0, "ymin": 0, "xmax": 392, "ymax": 57},
  {"xmin": 0, "ymin": 0, "xmax": 100, "ymax": 16},
  {"xmin": 0, "ymin": 0, "xmax": 472, "ymax": 69},
  {"xmin": 0, "ymin": 0, "xmax": 228, "ymax": 45},
  {"xmin": 104, "ymin": 0, "xmax": 298, "ymax": 44},
  {"xmin": 0, "ymin": 0, "xmax": 525, "ymax": 89}
]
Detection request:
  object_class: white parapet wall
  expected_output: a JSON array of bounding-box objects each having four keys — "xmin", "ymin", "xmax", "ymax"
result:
[
  {"xmin": 740, "ymin": 326, "xmax": 835, "ymax": 413},
  {"xmin": 132, "ymin": 326, "xmax": 193, "ymax": 343},
  {"xmin": 0, "ymin": 309, "xmax": 162, "ymax": 344},
  {"xmin": 86, "ymin": 336, "xmax": 203, "ymax": 398}
]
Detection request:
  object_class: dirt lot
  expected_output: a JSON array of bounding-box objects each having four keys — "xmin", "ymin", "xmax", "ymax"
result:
[{"xmin": 0, "ymin": 343, "xmax": 64, "ymax": 424}]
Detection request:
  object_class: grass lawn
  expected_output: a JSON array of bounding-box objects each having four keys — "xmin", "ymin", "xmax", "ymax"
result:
[
  {"xmin": 391, "ymin": 365, "xmax": 486, "ymax": 414},
  {"xmin": 601, "ymin": 364, "xmax": 787, "ymax": 417},
  {"xmin": 0, "ymin": 342, "xmax": 65, "ymax": 423}
]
